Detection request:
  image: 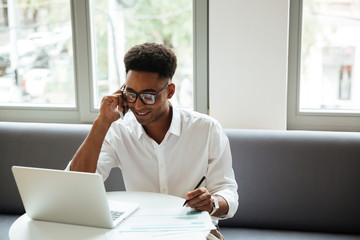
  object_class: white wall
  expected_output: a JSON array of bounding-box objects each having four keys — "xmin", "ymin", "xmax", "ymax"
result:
[{"xmin": 209, "ymin": 0, "xmax": 289, "ymax": 130}]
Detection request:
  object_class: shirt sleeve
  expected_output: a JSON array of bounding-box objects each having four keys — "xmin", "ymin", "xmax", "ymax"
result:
[
  {"xmin": 95, "ymin": 128, "xmax": 121, "ymax": 181},
  {"xmin": 206, "ymin": 122, "xmax": 239, "ymax": 220}
]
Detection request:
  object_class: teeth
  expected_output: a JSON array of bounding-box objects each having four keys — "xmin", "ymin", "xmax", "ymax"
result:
[{"xmin": 138, "ymin": 112, "xmax": 147, "ymax": 116}]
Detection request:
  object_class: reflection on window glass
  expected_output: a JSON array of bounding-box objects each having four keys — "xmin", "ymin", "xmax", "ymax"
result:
[
  {"xmin": 300, "ymin": 0, "xmax": 360, "ymax": 113},
  {"xmin": 91, "ymin": 0, "xmax": 193, "ymax": 109},
  {"xmin": 0, "ymin": 0, "xmax": 75, "ymax": 106}
]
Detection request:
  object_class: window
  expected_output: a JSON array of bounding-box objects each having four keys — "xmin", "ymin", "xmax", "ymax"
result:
[
  {"xmin": 0, "ymin": 0, "xmax": 75, "ymax": 107},
  {"xmin": 0, "ymin": 0, "xmax": 208, "ymax": 123},
  {"xmin": 90, "ymin": 0, "xmax": 193, "ymax": 109},
  {"xmin": 288, "ymin": 0, "xmax": 360, "ymax": 131}
]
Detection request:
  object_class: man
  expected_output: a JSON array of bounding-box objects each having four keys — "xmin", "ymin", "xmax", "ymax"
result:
[{"xmin": 68, "ymin": 43, "xmax": 238, "ymax": 239}]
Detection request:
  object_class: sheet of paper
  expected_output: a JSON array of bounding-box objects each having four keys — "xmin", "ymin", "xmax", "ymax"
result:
[
  {"xmin": 117, "ymin": 208, "xmax": 215, "ymax": 232},
  {"xmin": 107, "ymin": 207, "xmax": 215, "ymax": 239}
]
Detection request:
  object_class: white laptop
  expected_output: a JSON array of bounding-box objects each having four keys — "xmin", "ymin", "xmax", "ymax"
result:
[{"xmin": 12, "ymin": 166, "xmax": 139, "ymax": 229}]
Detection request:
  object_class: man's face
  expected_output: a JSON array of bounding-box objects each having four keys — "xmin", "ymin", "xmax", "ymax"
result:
[{"xmin": 125, "ymin": 70, "xmax": 174, "ymax": 126}]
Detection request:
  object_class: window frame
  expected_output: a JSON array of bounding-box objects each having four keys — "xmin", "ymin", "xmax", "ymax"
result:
[
  {"xmin": 0, "ymin": 0, "xmax": 208, "ymax": 123},
  {"xmin": 287, "ymin": 0, "xmax": 360, "ymax": 132}
]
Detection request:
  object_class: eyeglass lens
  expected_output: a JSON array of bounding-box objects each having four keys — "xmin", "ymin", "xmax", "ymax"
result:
[
  {"xmin": 123, "ymin": 84, "xmax": 169, "ymax": 105},
  {"xmin": 125, "ymin": 92, "xmax": 156, "ymax": 105}
]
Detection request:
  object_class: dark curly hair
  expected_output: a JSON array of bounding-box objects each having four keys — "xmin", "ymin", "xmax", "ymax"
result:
[{"xmin": 124, "ymin": 43, "xmax": 177, "ymax": 80}]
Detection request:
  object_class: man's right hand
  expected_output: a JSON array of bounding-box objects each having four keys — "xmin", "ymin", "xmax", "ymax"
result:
[{"xmin": 97, "ymin": 89, "xmax": 128, "ymax": 126}]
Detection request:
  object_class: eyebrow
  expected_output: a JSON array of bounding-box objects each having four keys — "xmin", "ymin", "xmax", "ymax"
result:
[{"xmin": 126, "ymin": 87, "xmax": 157, "ymax": 93}]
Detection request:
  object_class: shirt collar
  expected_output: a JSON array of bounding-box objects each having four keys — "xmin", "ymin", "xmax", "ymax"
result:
[
  {"xmin": 135, "ymin": 104, "xmax": 181, "ymax": 140},
  {"xmin": 168, "ymin": 105, "xmax": 181, "ymax": 136}
]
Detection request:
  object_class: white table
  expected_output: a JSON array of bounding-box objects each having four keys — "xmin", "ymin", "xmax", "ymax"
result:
[{"xmin": 9, "ymin": 191, "xmax": 210, "ymax": 240}]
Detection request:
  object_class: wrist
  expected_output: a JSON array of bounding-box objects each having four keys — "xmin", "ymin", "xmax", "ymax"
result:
[
  {"xmin": 95, "ymin": 115, "xmax": 113, "ymax": 128},
  {"xmin": 93, "ymin": 117, "xmax": 114, "ymax": 135}
]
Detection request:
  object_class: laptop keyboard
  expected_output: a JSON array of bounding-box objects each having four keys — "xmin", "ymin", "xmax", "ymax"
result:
[{"xmin": 111, "ymin": 210, "xmax": 125, "ymax": 221}]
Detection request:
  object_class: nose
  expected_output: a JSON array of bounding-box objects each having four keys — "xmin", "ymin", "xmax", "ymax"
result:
[{"xmin": 132, "ymin": 96, "xmax": 145, "ymax": 110}]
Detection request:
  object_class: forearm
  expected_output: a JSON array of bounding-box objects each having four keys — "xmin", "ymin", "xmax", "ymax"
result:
[{"xmin": 70, "ymin": 118, "xmax": 111, "ymax": 173}]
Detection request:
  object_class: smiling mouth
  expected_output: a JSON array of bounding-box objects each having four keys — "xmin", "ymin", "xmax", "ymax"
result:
[{"xmin": 134, "ymin": 110, "xmax": 150, "ymax": 117}]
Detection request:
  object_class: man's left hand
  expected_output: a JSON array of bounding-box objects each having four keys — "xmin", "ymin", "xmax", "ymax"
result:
[{"xmin": 184, "ymin": 187, "xmax": 213, "ymax": 213}]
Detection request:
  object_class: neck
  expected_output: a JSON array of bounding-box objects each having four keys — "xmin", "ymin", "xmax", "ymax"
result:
[{"xmin": 143, "ymin": 104, "xmax": 172, "ymax": 144}]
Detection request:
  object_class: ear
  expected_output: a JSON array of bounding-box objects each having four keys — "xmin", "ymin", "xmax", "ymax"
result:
[{"xmin": 167, "ymin": 83, "xmax": 175, "ymax": 99}]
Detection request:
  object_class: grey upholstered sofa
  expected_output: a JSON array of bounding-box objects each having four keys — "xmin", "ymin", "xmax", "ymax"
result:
[{"xmin": 1, "ymin": 121, "xmax": 360, "ymax": 240}]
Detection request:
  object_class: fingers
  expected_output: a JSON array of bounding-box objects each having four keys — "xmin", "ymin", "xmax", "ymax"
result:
[
  {"xmin": 111, "ymin": 87, "xmax": 128, "ymax": 113},
  {"xmin": 98, "ymin": 94, "xmax": 125, "ymax": 123},
  {"xmin": 185, "ymin": 188, "xmax": 205, "ymax": 200},
  {"xmin": 98, "ymin": 84, "xmax": 129, "ymax": 122},
  {"xmin": 105, "ymin": 92, "xmax": 127, "ymax": 112},
  {"xmin": 184, "ymin": 187, "xmax": 212, "ymax": 212},
  {"xmin": 109, "ymin": 94, "xmax": 125, "ymax": 112},
  {"xmin": 101, "ymin": 94, "xmax": 120, "ymax": 110}
]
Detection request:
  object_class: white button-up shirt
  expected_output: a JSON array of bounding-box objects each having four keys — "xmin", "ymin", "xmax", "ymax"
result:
[{"xmin": 69, "ymin": 106, "xmax": 238, "ymax": 220}]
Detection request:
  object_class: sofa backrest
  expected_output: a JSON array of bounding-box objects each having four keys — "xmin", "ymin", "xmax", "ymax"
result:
[
  {"xmin": 1, "ymin": 122, "xmax": 360, "ymax": 234},
  {"xmin": 222, "ymin": 129, "xmax": 360, "ymax": 234}
]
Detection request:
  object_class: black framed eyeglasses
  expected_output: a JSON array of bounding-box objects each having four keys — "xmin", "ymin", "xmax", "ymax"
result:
[{"xmin": 122, "ymin": 84, "xmax": 170, "ymax": 105}]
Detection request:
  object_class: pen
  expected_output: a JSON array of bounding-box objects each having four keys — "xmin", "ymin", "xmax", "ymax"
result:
[{"xmin": 183, "ymin": 176, "xmax": 206, "ymax": 206}]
